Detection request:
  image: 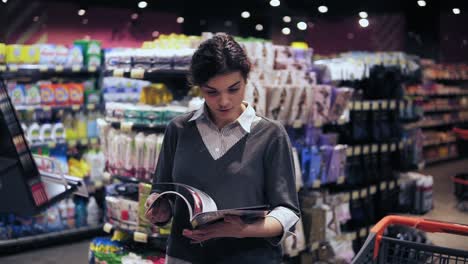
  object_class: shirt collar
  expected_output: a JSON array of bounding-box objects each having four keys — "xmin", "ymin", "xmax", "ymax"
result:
[{"xmin": 188, "ymin": 102, "xmax": 257, "ymax": 133}]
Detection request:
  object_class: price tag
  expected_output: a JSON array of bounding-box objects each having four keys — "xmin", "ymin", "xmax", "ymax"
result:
[
  {"xmin": 311, "ymin": 242, "xmax": 319, "ymax": 251},
  {"xmin": 337, "ymin": 176, "xmax": 345, "ymax": 184},
  {"xmin": 348, "ymin": 101, "xmax": 354, "ymax": 111},
  {"xmin": 9, "ymin": 65, "xmax": 18, "ymax": 72},
  {"xmin": 382, "ymin": 101, "xmax": 389, "ymax": 110},
  {"xmin": 134, "ymin": 232, "xmax": 148, "ymax": 243},
  {"xmin": 389, "ymin": 181, "xmax": 396, "ymax": 189},
  {"xmin": 55, "ymin": 65, "xmax": 64, "ymax": 72},
  {"xmin": 130, "ymin": 68, "xmax": 145, "ymax": 79},
  {"xmin": 81, "ymin": 139, "xmax": 89, "ymax": 145},
  {"xmin": 121, "ymin": 122, "xmax": 133, "ymax": 133},
  {"xmin": 371, "ymin": 144, "xmax": 378, "ymax": 153},
  {"xmin": 399, "ymin": 101, "xmax": 405, "ymax": 111},
  {"xmin": 355, "ymin": 146, "xmax": 362, "ymax": 155},
  {"xmin": 72, "ymin": 65, "xmax": 81, "ymax": 72},
  {"xmin": 314, "ymin": 119, "xmax": 322, "ymax": 127},
  {"xmin": 363, "ymin": 101, "xmax": 370, "ymax": 110},
  {"xmin": 48, "ymin": 142, "xmax": 56, "ymax": 148},
  {"xmin": 372, "ymin": 101, "xmax": 379, "ymax": 110},
  {"xmin": 313, "ymin": 180, "xmax": 321, "ymax": 188},
  {"xmin": 380, "ymin": 182, "xmax": 387, "ymax": 190},
  {"xmin": 397, "ymin": 178, "xmax": 403, "ymax": 186},
  {"xmin": 103, "ymin": 223, "xmax": 113, "ymax": 233},
  {"xmin": 370, "ymin": 185, "xmax": 377, "ymax": 194},
  {"xmin": 355, "ymin": 101, "xmax": 363, "ymax": 111},
  {"xmin": 343, "ymin": 194, "xmax": 350, "ymax": 203},
  {"xmin": 382, "ymin": 144, "xmax": 388, "ymax": 152},
  {"xmin": 293, "ymin": 120, "xmax": 303, "ymax": 128},
  {"xmin": 352, "ymin": 191, "xmax": 360, "ymax": 200},
  {"xmin": 363, "ymin": 145, "xmax": 370, "ymax": 154},
  {"xmin": 43, "ymin": 106, "xmax": 52, "ymax": 111},
  {"xmin": 399, "ymin": 141, "xmax": 404, "ymax": 149},
  {"xmin": 0, "ymin": 65, "xmax": 6, "ymax": 72},
  {"xmin": 114, "ymin": 69, "xmax": 125, "ymax": 77},
  {"xmin": 87, "ymin": 104, "xmax": 96, "ymax": 110},
  {"xmin": 361, "ymin": 188, "xmax": 368, "ymax": 198},
  {"xmin": 350, "ymin": 232, "xmax": 357, "ymax": 241},
  {"xmin": 91, "ymin": 138, "xmax": 98, "ymax": 144},
  {"xmin": 391, "ymin": 143, "xmax": 397, "ymax": 152},
  {"xmin": 68, "ymin": 140, "xmax": 77, "ymax": 147},
  {"xmin": 39, "ymin": 65, "xmax": 48, "ymax": 72},
  {"xmin": 360, "ymin": 228, "xmax": 367, "ymax": 237},
  {"xmin": 346, "ymin": 147, "xmax": 353, "ymax": 157},
  {"xmin": 72, "ymin": 105, "xmax": 80, "ymax": 111},
  {"xmin": 89, "ymin": 66, "xmax": 97, "ymax": 72}
]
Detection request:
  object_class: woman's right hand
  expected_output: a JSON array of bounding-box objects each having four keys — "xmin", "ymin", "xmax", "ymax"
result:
[{"xmin": 144, "ymin": 193, "xmax": 172, "ymax": 224}]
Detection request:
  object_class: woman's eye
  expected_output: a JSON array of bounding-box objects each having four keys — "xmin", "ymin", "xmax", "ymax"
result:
[
  {"xmin": 207, "ymin": 91, "xmax": 218, "ymax": 95},
  {"xmin": 229, "ymin": 88, "xmax": 239, "ymax": 93}
]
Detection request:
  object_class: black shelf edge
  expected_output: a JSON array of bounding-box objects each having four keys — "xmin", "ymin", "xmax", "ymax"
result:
[
  {"xmin": 109, "ymin": 121, "xmax": 167, "ymax": 133},
  {"xmin": 103, "ymin": 68, "xmax": 188, "ymax": 79},
  {"xmin": 111, "ymin": 174, "xmax": 151, "ymax": 184},
  {"xmin": 0, "ymin": 225, "xmax": 104, "ymax": 254}
]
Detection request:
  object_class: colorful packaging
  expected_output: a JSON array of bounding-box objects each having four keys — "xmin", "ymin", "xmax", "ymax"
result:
[
  {"xmin": 6, "ymin": 45, "xmax": 22, "ymax": 64},
  {"xmin": 68, "ymin": 83, "xmax": 84, "ymax": 105},
  {"xmin": 40, "ymin": 83, "xmax": 55, "ymax": 105},
  {"xmin": 55, "ymin": 45, "xmax": 69, "ymax": 65},
  {"xmin": 22, "ymin": 45, "xmax": 40, "ymax": 64},
  {"xmin": 53, "ymin": 84, "xmax": 69, "ymax": 106},
  {"xmin": 25, "ymin": 84, "xmax": 41, "ymax": 105},
  {"xmin": 137, "ymin": 183, "xmax": 152, "ymax": 232},
  {"xmin": 288, "ymin": 86, "xmax": 313, "ymax": 126},
  {"xmin": 8, "ymin": 83, "xmax": 26, "ymax": 105},
  {"xmin": 38, "ymin": 44, "xmax": 56, "ymax": 66},
  {"xmin": 0, "ymin": 43, "xmax": 5, "ymax": 63},
  {"xmin": 65, "ymin": 46, "xmax": 84, "ymax": 67}
]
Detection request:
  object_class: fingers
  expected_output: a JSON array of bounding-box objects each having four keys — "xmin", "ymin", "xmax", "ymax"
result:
[
  {"xmin": 224, "ymin": 215, "xmax": 242, "ymax": 224},
  {"xmin": 183, "ymin": 229, "xmax": 213, "ymax": 243}
]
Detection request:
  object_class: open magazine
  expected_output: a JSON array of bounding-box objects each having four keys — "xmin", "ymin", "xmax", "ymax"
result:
[{"xmin": 146, "ymin": 183, "xmax": 270, "ymax": 228}]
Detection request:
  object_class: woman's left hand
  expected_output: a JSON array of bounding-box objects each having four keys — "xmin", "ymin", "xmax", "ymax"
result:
[{"xmin": 182, "ymin": 215, "xmax": 247, "ymax": 243}]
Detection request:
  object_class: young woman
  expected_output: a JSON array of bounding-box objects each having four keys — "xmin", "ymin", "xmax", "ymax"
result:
[{"xmin": 145, "ymin": 33, "xmax": 300, "ymax": 264}]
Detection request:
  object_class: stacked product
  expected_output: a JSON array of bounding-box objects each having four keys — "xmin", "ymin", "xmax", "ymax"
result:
[{"xmin": 104, "ymin": 103, "xmax": 187, "ymax": 126}]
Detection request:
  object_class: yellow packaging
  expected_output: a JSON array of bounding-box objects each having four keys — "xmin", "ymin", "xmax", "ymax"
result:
[
  {"xmin": 0, "ymin": 43, "xmax": 5, "ymax": 63},
  {"xmin": 6, "ymin": 44, "xmax": 22, "ymax": 64},
  {"xmin": 22, "ymin": 45, "xmax": 40, "ymax": 64}
]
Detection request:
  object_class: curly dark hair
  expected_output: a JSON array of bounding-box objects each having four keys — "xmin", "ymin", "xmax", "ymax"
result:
[{"xmin": 189, "ymin": 33, "xmax": 251, "ymax": 86}]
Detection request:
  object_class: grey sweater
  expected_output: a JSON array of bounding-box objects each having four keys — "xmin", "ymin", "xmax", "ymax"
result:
[{"xmin": 152, "ymin": 111, "xmax": 300, "ymax": 263}]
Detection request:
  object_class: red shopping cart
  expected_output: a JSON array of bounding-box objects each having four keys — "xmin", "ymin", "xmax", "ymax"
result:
[{"xmin": 351, "ymin": 215, "xmax": 468, "ymax": 263}]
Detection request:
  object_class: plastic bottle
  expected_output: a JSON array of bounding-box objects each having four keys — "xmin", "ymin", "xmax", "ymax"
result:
[
  {"xmin": 76, "ymin": 111, "xmax": 88, "ymax": 139},
  {"xmin": 58, "ymin": 200, "xmax": 68, "ymax": 228},
  {"xmin": 75, "ymin": 198, "xmax": 88, "ymax": 227},
  {"xmin": 27, "ymin": 123, "xmax": 41, "ymax": 144},
  {"xmin": 63, "ymin": 113, "xmax": 76, "ymax": 140},
  {"xmin": 87, "ymin": 197, "xmax": 101, "ymax": 226},
  {"xmin": 87, "ymin": 111, "xmax": 98, "ymax": 138},
  {"xmin": 66, "ymin": 199, "xmax": 76, "ymax": 228},
  {"xmin": 51, "ymin": 123, "xmax": 66, "ymax": 142}
]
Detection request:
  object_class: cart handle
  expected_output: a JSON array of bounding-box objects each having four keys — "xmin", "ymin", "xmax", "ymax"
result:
[{"xmin": 370, "ymin": 215, "xmax": 468, "ymax": 259}]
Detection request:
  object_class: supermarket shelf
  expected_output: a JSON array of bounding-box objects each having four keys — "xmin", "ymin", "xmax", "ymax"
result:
[
  {"xmin": 408, "ymin": 92, "xmax": 468, "ymax": 97},
  {"xmin": 423, "ymin": 139, "xmax": 457, "ymax": 147},
  {"xmin": 103, "ymin": 222, "xmax": 167, "ymax": 249},
  {"xmin": 14, "ymin": 103, "xmax": 102, "ymax": 113},
  {"xmin": 112, "ymin": 174, "xmax": 151, "ymax": 184},
  {"xmin": 424, "ymin": 106, "xmax": 468, "ymax": 113},
  {"xmin": 425, "ymin": 154, "xmax": 460, "ymax": 165},
  {"xmin": 0, "ymin": 225, "xmax": 104, "ymax": 254},
  {"xmin": 109, "ymin": 121, "xmax": 167, "ymax": 133},
  {"xmin": 0, "ymin": 64, "xmax": 100, "ymax": 78},
  {"xmin": 405, "ymin": 119, "xmax": 468, "ymax": 129},
  {"xmin": 104, "ymin": 68, "xmax": 188, "ymax": 79},
  {"xmin": 29, "ymin": 138, "xmax": 99, "ymax": 149}
]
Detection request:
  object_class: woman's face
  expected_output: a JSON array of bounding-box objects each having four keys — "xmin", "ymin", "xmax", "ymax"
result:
[{"xmin": 200, "ymin": 71, "xmax": 246, "ymax": 126}]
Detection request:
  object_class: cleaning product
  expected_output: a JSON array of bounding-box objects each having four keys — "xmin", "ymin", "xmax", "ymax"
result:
[
  {"xmin": 76, "ymin": 111, "xmax": 88, "ymax": 139},
  {"xmin": 39, "ymin": 123, "xmax": 53, "ymax": 143},
  {"xmin": 27, "ymin": 123, "xmax": 41, "ymax": 144},
  {"xmin": 75, "ymin": 197, "xmax": 88, "ymax": 227},
  {"xmin": 87, "ymin": 111, "xmax": 98, "ymax": 139},
  {"xmin": 66, "ymin": 199, "xmax": 76, "ymax": 228},
  {"xmin": 87, "ymin": 197, "xmax": 101, "ymax": 226}
]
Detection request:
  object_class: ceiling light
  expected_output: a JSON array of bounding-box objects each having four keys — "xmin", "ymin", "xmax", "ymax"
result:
[
  {"xmin": 2, "ymin": 0, "xmax": 7, "ymax": 3},
  {"xmin": 177, "ymin": 17, "xmax": 184, "ymax": 23},
  {"xmin": 283, "ymin": 16, "xmax": 291, "ymax": 23},
  {"xmin": 282, "ymin": 27, "xmax": 291, "ymax": 35},
  {"xmin": 417, "ymin": 0, "xmax": 426, "ymax": 7},
  {"xmin": 359, "ymin": 11, "xmax": 368, "ymax": 18},
  {"xmin": 138, "ymin": 1, "xmax": 147, "ymax": 9},
  {"xmin": 359, "ymin": 18, "xmax": 369, "ymax": 28},
  {"xmin": 297, "ymin": 21, "xmax": 307, "ymax": 30},
  {"xmin": 131, "ymin": 13, "xmax": 139, "ymax": 20},
  {"xmin": 82, "ymin": 18, "xmax": 88, "ymax": 25},
  {"xmin": 453, "ymin": 8, "xmax": 461, "ymax": 15},
  {"xmin": 241, "ymin": 11, "xmax": 250, "ymax": 18},
  {"xmin": 318, "ymin": 5, "xmax": 328, "ymax": 13},
  {"xmin": 270, "ymin": 0, "xmax": 280, "ymax": 7},
  {"xmin": 152, "ymin": 31, "xmax": 160, "ymax": 38},
  {"xmin": 255, "ymin": 24, "xmax": 264, "ymax": 31},
  {"xmin": 78, "ymin": 9, "xmax": 86, "ymax": 16}
]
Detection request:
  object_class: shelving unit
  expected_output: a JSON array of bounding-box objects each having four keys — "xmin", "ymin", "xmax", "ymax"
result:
[
  {"xmin": 0, "ymin": 64, "xmax": 101, "ymax": 79},
  {"xmin": 102, "ymin": 222, "xmax": 167, "ymax": 249},
  {"xmin": 108, "ymin": 121, "xmax": 167, "ymax": 133},
  {"xmin": 104, "ymin": 69, "xmax": 188, "ymax": 79}
]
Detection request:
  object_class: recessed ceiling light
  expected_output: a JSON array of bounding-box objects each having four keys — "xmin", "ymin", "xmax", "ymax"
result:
[
  {"xmin": 270, "ymin": 0, "xmax": 280, "ymax": 7},
  {"xmin": 297, "ymin": 21, "xmax": 307, "ymax": 30},
  {"xmin": 177, "ymin": 17, "xmax": 184, "ymax": 23},
  {"xmin": 359, "ymin": 11, "xmax": 368, "ymax": 18},
  {"xmin": 131, "ymin": 13, "xmax": 139, "ymax": 20},
  {"xmin": 255, "ymin": 24, "xmax": 264, "ymax": 31},
  {"xmin": 417, "ymin": 0, "xmax": 426, "ymax": 7},
  {"xmin": 318, "ymin": 6, "xmax": 328, "ymax": 13},
  {"xmin": 283, "ymin": 16, "xmax": 291, "ymax": 23},
  {"xmin": 82, "ymin": 18, "xmax": 89, "ymax": 25},
  {"xmin": 282, "ymin": 27, "xmax": 291, "ymax": 35},
  {"xmin": 359, "ymin": 18, "xmax": 369, "ymax": 28},
  {"xmin": 78, "ymin": 9, "xmax": 86, "ymax": 16},
  {"xmin": 152, "ymin": 31, "xmax": 160, "ymax": 38},
  {"xmin": 453, "ymin": 8, "xmax": 461, "ymax": 15},
  {"xmin": 2, "ymin": 0, "xmax": 7, "ymax": 3},
  {"xmin": 138, "ymin": 1, "xmax": 147, "ymax": 9},
  {"xmin": 33, "ymin": 16, "xmax": 39, "ymax": 22},
  {"xmin": 241, "ymin": 11, "xmax": 250, "ymax": 18}
]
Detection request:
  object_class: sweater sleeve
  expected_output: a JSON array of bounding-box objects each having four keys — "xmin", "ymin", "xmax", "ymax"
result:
[
  {"xmin": 264, "ymin": 130, "xmax": 301, "ymax": 244},
  {"xmin": 151, "ymin": 120, "xmax": 178, "ymax": 194}
]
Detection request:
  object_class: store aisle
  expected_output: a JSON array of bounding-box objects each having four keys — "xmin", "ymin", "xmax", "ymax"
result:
[
  {"xmin": 420, "ymin": 158, "xmax": 468, "ymax": 251},
  {"xmin": 0, "ymin": 159, "xmax": 467, "ymax": 264}
]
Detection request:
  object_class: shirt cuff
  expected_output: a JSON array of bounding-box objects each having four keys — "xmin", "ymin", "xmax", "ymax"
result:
[{"xmin": 265, "ymin": 206, "xmax": 300, "ymax": 246}]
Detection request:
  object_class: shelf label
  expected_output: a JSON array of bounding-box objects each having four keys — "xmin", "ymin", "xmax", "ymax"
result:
[
  {"xmin": 313, "ymin": 180, "xmax": 321, "ymax": 188},
  {"xmin": 134, "ymin": 232, "xmax": 148, "ymax": 243},
  {"xmin": 9, "ymin": 65, "xmax": 18, "ymax": 72},
  {"xmin": 72, "ymin": 65, "xmax": 81, "ymax": 72},
  {"xmin": 311, "ymin": 242, "xmax": 319, "ymax": 251},
  {"xmin": 39, "ymin": 65, "xmax": 48, "ymax": 72},
  {"xmin": 355, "ymin": 101, "xmax": 363, "ymax": 111},
  {"xmin": 363, "ymin": 145, "xmax": 370, "ymax": 154},
  {"xmin": 370, "ymin": 185, "xmax": 377, "ymax": 194},
  {"xmin": 130, "ymin": 68, "xmax": 145, "ymax": 79},
  {"xmin": 348, "ymin": 101, "xmax": 354, "ymax": 111},
  {"xmin": 372, "ymin": 101, "xmax": 379, "ymax": 110},
  {"xmin": 361, "ymin": 188, "xmax": 368, "ymax": 198},
  {"xmin": 382, "ymin": 144, "xmax": 388, "ymax": 152},
  {"xmin": 103, "ymin": 223, "xmax": 113, "ymax": 233},
  {"xmin": 389, "ymin": 181, "xmax": 396, "ymax": 189},
  {"xmin": 346, "ymin": 147, "xmax": 353, "ymax": 157},
  {"xmin": 81, "ymin": 139, "xmax": 89, "ymax": 145},
  {"xmin": 337, "ymin": 176, "xmax": 345, "ymax": 185},
  {"xmin": 360, "ymin": 228, "xmax": 367, "ymax": 237},
  {"xmin": 43, "ymin": 106, "xmax": 51, "ymax": 111},
  {"xmin": 0, "ymin": 65, "xmax": 6, "ymax": 72},
  {"xmin": 89, "ymin": 66, "xmax": 97, "ymax": 72},
  {"xmin": 382, "ymin": 101, "xmax": 389, "ymax": 109},
  {"xmin": 371, "ymin": 144, "xmax": 378, "ymax": 153},
  {"xmin": 90, "ymin": 138, "xmax": 98, "ymax": 144},
  {"xmin": 68, "ymin": 140, "xmax": 77, "ymax": 147},
  {"xmin": 72, "ymin": 105, "xmax": 80, "ymax": 111},
  {"xmin": 380, "ymin": 182, "xmax": 387, "ymax": 190},
  {"xmin": 352, "ymin": 191, "xmax": 360, "ymax": 200},
  {"xmin": 390, "ymin": 143, "xmax": 397, "ymax": 152},
  {"xmin": 55, "ymin": 65, "xmax": 64, "ymax": 72},
  {"xmin": 121, "ymin": 122, "xmax": 133, "ymax": 133},
  {"xmin": 355, "ymin": 146, "xmax": 362, "ymax": 155},
  {"xmin": 114, "ymin": 69, "xmax": 124, "ymax": 77},
  {"xmin": 350, "ymin": 232, "xmax": 357, "ymax": 241},
  {"xmin": 363, "ymin": 101, "xmax": 371, "ymax": 110},
  {"xmin": 87, "ymin": 104, "xmax": 96, "ymax": 110}
]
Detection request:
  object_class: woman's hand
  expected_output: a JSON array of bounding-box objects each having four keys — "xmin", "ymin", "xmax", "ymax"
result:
[
  {"xmin": 182, "ymin": 215, "xmax": 247, "ymax": 243},
  {"xmin": 144, "ymin": 193, "xmax": 172, "ymax": 224}
]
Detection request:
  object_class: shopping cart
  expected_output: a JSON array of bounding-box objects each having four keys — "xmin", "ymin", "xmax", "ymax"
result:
[
  {"xmin": 351, "ymin": 215, "xmax": 468, "ymax": 263},
  {"xmin": 453, "ymin": 174, "xmax": 468, "ymax": 211}
]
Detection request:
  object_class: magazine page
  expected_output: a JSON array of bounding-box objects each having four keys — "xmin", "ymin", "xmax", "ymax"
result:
[{"xmin": 191, "ymin": 205, "xmax": 270, "ymax": 228}]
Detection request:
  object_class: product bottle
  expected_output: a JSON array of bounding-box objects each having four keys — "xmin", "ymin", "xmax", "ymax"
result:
[
  {"xmin": 63, "ymin": 113, "xmax": 76, "ymax": 140},
  {"xmin": 86, "ymin": 197, "xmax": 101, "ymax": 226},
  {"xmin": 66, "ymin": 199, "xmax": 76, "ymax": 228},
  {"xmin": 51, "ymin": 123, "xmax": 66, "ymax": 143},
  {"xmin": 27, "ymin": 123, "xmax": 41, "ymax": 144},
  {"xmin": 75, "ymin": 198, "xmax": 88, "ymax": 227},
  {"xmin": 58, "ymin": 200, "xmax": 68, "ymax": 228},
  {"xmin": 76, "ymin": 111, "xmax": 88, "ymax": 139},
  {"xmin": 87, "ymin": 111, "xmax": 98, "ymax": 139}
]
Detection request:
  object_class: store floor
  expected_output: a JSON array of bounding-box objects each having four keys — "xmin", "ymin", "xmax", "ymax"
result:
[{"xmin": 1, "ymin": 159, "xmax": 467, "ymax": 264}]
